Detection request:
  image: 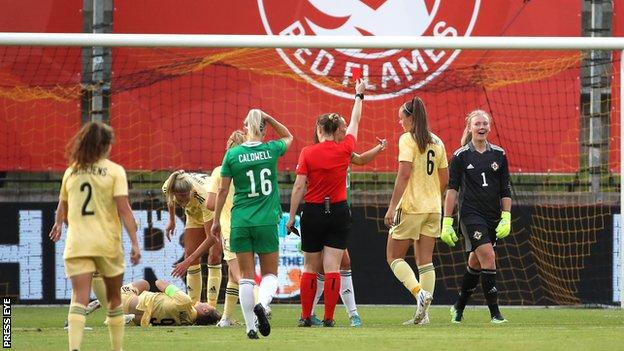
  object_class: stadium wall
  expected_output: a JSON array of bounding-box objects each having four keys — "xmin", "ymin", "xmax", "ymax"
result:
[{"xmin": 0, "ymin": 201, "xmax": 616, "ymax": 306}]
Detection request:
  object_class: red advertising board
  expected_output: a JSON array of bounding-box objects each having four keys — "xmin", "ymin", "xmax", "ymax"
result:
[
  {"xmin": 0, "ymin": 1, "xmax": 587, "ymax": 173},
  {"xmin": 0, "ymin": 0, "xmax": 82, "ymax": 171}
]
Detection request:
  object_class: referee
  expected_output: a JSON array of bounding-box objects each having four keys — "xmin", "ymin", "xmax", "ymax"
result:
[
  {"xmin": 441, "ymin": 109, "xmax": 512, "ymax": 324},
  {"xmin": 288, "ymin": 79, "xmax": 366, "ymax": 327}
]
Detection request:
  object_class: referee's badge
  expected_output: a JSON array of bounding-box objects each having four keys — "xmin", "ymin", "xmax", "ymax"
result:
[
  {"xmin": 491, "ymin": 162, "xmax": 499, "ymax": 171},
  {"xmin": 473, "ymin": 231, "xmax": 482, "ymax": 240}
]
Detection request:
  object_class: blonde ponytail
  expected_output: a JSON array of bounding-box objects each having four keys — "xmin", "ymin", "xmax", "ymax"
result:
[
  {"xmin": 460, "ymin": 126, "xmax": 472, "ymax": 146},
  {"xmin": 226, "ymin": 130, "xmax": 246, "ymax": 149},
  {"xmin": 244, "ymin": 109, "xmax": 265, "ymax": 139},
  {"xmin": 165, "ymin": 170, "xmax": 192, "ymax": 207}
]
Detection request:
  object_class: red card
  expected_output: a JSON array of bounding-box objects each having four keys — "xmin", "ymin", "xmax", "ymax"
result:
[{"xmin": 352, "ymin": 67, "xmax": 362, "ymax": 81}]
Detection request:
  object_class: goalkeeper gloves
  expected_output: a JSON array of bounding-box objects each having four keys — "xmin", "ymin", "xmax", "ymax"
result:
[
  {"xmin": 495, "ymin": 211, "xmax": 511, "ymax": 239},
  {"xmin": 440, "ymin": 217, "xmax": 458, "ymax": 247}
]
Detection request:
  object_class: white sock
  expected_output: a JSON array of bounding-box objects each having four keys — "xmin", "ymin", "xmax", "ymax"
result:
[
  {"xmin": 312, "ymin": 273, "xmax": 325, "ymax": 315},
  {"xmin": 239, "ymin": 279, "xmax": 257, "ymax": 333},
  {"xmin": 340, "ymin": 270, "xmax": 358, "ymax": 317},
  {"xmin": 258, "ymin": 274, "xmax": 278, "ymax": 309}
]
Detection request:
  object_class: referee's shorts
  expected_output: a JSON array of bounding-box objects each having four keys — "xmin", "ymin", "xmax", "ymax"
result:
[{"xmin": 300, "ymin": 201, "xmax": 351, "ymax": 253}]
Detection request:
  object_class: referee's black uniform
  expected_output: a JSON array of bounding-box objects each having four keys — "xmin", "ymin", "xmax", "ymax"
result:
[{"xmin": 448, "ymin": 141, "xmax": 511, "ymax": 252}]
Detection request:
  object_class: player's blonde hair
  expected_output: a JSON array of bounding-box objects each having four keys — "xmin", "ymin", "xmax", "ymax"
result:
[
  {"xmin": 226, "ymin": 129, "xmax": 246, "ymax": 149},
  {"xmin": 66, "ymin": 121, "xmax": 114, "ymax": 170},
  {"xmin": 461, "ymin": 109, "xmax": 491, "ymax": 146},
  {"xmin": 244, "ymin": 109, "xmax": 265, "ymax": 139},
  {"xmin": 165, "ymin": 170, "xmax": 192, "ymax": 207}
]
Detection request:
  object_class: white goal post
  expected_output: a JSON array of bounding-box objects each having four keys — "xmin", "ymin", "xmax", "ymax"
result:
[
  {"xmin": 0, "ymin": 33, "xmax": 622, "ymax": 50},
  {"xmin": 0, "ymin": 32, "xmax": 622, "ymax": 307}
]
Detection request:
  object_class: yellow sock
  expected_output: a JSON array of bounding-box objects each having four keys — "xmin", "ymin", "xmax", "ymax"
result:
[
  {"xmin": 106, "ymin": 306, "xmax": 124, "ymax": 351},
  {"xmin": 418, "ymin": 263, "xmax": 436, "ymax": 295},
  {"xmin": 223, "ymin": 281, "xmax": 239, "ymax": 320},
  {"xmin": 92, "ymin": 273, "xmax": 108, "ymax": 309},
  {"xmin": 186, "ymin": 264, "xmax": 202, "ymax": 304},
  {"xmin": 68, "ymin": 303, "xmax": 86, "ymax": 351},
  {"xmin": 207, "ymin": 264, "xmax": 223, "ymax": 307},
  {"xmin": 390, "ymin": 259, "xmax": 421, "ymax": 297}
]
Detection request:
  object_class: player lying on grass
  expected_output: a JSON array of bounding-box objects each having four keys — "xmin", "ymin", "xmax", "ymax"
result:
[
  {"xmin": 63, "ymin": 271, "xmax": 135, "ymax": 330},
  {"xmin": 91, "ymin": 279, "xmax": 221, "ymax": 326}
]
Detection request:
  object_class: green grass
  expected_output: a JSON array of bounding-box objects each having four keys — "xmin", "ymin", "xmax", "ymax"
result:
[{"xmin": 11, "ymin": 305, "xmax": 624, "ymax": 351}]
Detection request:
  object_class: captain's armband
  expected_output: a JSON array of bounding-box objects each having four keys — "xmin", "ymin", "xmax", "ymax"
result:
[{"xmin": 164, "ymin": 284, "xmax": 180, "ymax": 297}]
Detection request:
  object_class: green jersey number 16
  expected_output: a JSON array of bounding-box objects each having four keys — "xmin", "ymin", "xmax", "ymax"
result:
[{"xmin": 246, "ymin": 168, "xmax": 272, "ymax": 197}]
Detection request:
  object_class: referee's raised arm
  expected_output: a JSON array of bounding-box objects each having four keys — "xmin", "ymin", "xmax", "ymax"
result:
[{"xmin": 345, "ymin": 79, "xmax": 366, "ymax": 138}]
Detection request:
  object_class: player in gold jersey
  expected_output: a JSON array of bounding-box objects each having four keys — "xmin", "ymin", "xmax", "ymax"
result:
[
  {"xmin": 115, "ymin": 279, "xmax": 220, "ymax": 326},
  {"xmin": 384, "ymin": 97, "xmax": 449, "ymax": 325},
  {"xmin": 162, "ymin": 170, "xmax": 222, "ymax": 306},
  {"xmin": 172, "ymin": 130, "xmax": 246, "ymax": 327},
  {"xmin": 49, "ymin": 121, "xmax": 141, "ymax": 351}
]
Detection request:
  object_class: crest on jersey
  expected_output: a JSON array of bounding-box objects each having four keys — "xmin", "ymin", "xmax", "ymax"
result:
[
  {"xmin": 258, "ymin": 0, "xmax": 482, "ymax": 100},
  {"xmin": 473, "ymin": 230, "xmax": 482, "ymax": 240},
  {"xmin": 491, "ymin": 162, "xmax": 499, "ymax": 171}
]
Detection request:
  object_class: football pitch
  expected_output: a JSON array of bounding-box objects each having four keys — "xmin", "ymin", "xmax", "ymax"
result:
[{"xmin": 11, "ymin": 305, "xmax": 624, "ymax": 351}]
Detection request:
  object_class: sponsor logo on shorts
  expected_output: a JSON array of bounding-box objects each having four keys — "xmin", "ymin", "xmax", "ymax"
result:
[{"xmin": 473, "ymin": 230, "xmax": 482, "ymax": 240}]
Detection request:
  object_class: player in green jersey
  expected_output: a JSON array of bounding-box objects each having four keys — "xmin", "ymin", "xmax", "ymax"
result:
[{"xmin": 212, "ymin": 109, "xmax": 293, "ymax": 339}]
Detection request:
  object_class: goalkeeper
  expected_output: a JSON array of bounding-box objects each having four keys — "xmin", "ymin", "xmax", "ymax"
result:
[{"xmin": 440, "ymin": 110, "xmax": 512, "ymax": 324}]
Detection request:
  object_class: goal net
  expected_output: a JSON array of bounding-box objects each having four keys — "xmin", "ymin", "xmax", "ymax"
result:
[{"xmin": 0, "ymin": 41, "xmax": 620, "ymax": 306}]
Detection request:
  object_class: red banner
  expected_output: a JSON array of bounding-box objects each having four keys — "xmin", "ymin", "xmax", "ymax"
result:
[
  {"xmin": 0, "ymin": 1, "xmax": 585, "ymax": 173},
  {"xmin": 0, "ymin": 0, "xmax": 82, "ymax": 171}
]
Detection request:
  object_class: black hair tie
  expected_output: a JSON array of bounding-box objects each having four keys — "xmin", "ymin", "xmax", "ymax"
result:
[{"xmin": 403, "ymin": 102, "xmax": 413, "ymax": 115}]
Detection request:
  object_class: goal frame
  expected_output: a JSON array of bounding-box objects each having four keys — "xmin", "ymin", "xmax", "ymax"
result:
[{"xmin": 0, "ymin": 32, "xmax": 622, "ymax": 306}]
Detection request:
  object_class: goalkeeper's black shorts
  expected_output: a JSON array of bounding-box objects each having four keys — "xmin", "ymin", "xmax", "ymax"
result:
[{"xmin": 459, "ymin": 218, "xmax": 497, "ymax": 252}]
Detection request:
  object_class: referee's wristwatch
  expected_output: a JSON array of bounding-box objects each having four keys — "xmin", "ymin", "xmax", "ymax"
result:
[{"xmin": 355, "ymin": 93, "xmax": 364, "ymax": 100}]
